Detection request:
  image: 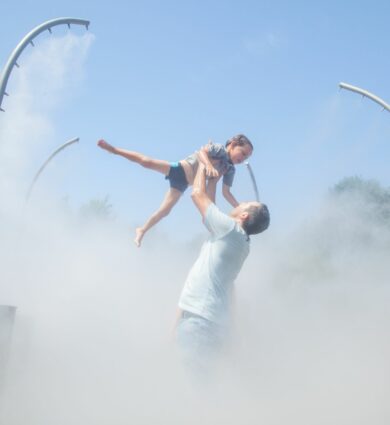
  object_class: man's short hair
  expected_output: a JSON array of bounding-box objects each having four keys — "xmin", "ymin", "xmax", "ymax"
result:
[{"xmin": 243, "ymin": 203, "xmax": 270, "ymax": 235}]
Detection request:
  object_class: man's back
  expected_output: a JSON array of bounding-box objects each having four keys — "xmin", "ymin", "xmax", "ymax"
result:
[{"xmin": 179, "ymin": 204, "xmax": 249, "ymax": 324}]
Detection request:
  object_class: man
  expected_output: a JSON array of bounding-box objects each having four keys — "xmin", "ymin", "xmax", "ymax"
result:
[{"xmin": 175, "ymin": 162, "xmax": 270, "ymax": 375}]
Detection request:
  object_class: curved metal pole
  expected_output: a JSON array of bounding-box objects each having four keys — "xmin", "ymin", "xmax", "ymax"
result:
[
  {"xmin": 26, "ymin": 137, "xmax": 79, "ymax": 201},
  {"xmin": 339, "ymin": 82, "xmax": 390, "ymax": 113},
  {"xmin": 0, "ymin": 17, "xmax": 90, "ymax": 112},
  {"xmin": 245, "ymin": 162, "xmax": 260, "ymax": 202},
  {"xmin": 0, "ymin": 305, "xmax": 16, "ymax": 387}
]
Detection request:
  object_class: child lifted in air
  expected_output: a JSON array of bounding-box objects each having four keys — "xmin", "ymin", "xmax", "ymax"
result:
[{"xmin": 97, "ymin": 134, "xmax": 253, "ymax": 247}]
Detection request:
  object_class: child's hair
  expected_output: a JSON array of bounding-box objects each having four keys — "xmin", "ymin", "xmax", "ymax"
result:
[{"xmin": 225, "ymin": 134, "xmax": 253, "ymax": 150}]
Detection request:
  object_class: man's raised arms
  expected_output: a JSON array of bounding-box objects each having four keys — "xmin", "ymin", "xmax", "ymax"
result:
[{"xmin": 191, "ymin": 163, "xmax": 213, "ymax": 219}]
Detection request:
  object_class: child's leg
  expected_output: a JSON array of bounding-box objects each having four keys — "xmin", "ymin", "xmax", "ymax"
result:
[
  {"xmin": 135, "ymin": 188, "xmax": 182, "ymax": 247},
  {"xmin": 97, "ymin": 139, "xmax": 170, "ymax": 175}
]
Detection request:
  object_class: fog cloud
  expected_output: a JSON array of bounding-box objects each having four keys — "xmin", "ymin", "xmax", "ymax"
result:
[{"xmin": 0, "ymin": 32, "xmax": 389, "ymax": 425}]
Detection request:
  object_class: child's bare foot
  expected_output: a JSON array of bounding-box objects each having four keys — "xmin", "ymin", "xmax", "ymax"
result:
[
  {"xmin": 97, "ymin": 139, "xmax": 115, "ymax": 153},
  {"xmin": 134, "ymin": 228, "xmax": 145, "ymax": 247}
]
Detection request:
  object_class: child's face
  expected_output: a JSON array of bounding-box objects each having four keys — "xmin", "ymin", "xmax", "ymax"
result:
[{"xmin": 229, "ymin": 144, "xmax": 253, "ymax": 164}]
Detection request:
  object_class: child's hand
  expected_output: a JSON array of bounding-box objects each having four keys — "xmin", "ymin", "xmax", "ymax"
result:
[{"xmin": 205, "ymin": 164, "xmax": 219, "ymax": 178}]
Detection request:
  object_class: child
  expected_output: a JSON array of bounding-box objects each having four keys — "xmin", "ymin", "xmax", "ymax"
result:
[{"xmin": 97, "ymin": 134, "xmax": 253, "ymax": 247}]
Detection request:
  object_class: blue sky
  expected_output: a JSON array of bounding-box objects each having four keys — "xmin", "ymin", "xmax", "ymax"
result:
[{"xmin": 1, "ymin": 0, "xmax": 390, "ymax": 239}]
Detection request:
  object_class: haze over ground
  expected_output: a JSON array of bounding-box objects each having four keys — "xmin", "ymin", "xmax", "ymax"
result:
[{"xmin": 1, "ymin": 3, "xmax": 390, "ymax": 423}]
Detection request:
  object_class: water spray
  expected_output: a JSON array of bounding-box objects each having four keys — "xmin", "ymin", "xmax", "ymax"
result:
[{"xmin": 0, "ymin": 17, "xmax": 90, "ymax": 112}]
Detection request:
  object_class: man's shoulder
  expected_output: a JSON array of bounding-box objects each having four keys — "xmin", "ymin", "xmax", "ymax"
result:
[
  {"xmin": 205, "ymin": 203, "xmax": 228, "ymax": 219},
  {"xmin": 205, "ymin": 205, "xmax": 250, "ymax": 246},
  {"xmin": 205, "ymin": 204, "xmax": 235, "ymax": 236}
]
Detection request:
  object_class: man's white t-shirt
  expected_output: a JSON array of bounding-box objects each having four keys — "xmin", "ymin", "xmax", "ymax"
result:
[{"xmin": 178, "ymin": 203, "xmax": 250, "ymax": 324}]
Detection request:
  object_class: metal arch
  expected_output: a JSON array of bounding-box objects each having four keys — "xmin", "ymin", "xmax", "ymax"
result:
[
  {"xmin": 245, "ymin": 162, "xmax": 260, "ymax": 202},
  {"xmin": 339, "ymin": 82, "xmax": 390, "ymax": 113},
  {"xmin": 0, "ymin": 17, "xmax": 90, "ymax": 112},
  {"xmin": 0, "ymin": 305, "xmax": 17, "ymax": 381},
  {"xmin": 26, "ymin": 137, "xmax": 79, "ymax": 202}
]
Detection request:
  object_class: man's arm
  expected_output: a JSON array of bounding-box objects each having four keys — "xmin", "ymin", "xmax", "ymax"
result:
[
  {"xmin": 191, "ymin": 163, "xmax": 213, "ymax": 219},
  {"xmin": 206, "ymin": 175, "xmax": 221, "ymax": 204},
  {"xmin": 170, "ymin": 307, "xmax": 183, "ymax": 341}
]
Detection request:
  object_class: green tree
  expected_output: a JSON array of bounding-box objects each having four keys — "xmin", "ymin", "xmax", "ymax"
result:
[
  {"xmin": 79, "ymin": 196, "xmax": 113, "ymax": 221},
  {"xmin": 272, "ymin": 176, "xmax": 390, "ymax": 288},
  {"xmin": 330, "ymin": 176, "xmax": 390, "ymax": 225}
]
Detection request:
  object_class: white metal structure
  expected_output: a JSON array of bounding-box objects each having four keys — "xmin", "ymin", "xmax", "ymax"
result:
[{"xmin": 339, "ymin": 82, "xmax": 390, "ymax": 113}]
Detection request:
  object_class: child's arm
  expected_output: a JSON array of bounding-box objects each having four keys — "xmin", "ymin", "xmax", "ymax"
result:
[
  {"xmin": 222, "ymin": 183, "xmax": 239, "ymax": 207},
  {"xmin": 198, "ymin": 145, "xmax": 219, "ymax": 178}
]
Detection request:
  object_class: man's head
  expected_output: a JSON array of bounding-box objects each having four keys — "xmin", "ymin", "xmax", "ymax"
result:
[{"xmin": 230, "ymin": 201, "xmax": 270, "ymax": 235}]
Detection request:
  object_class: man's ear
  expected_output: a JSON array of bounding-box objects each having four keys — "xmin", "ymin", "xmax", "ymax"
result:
[{"xmin": 240, "ymin": 211, "xmax": 249, "ymax": 221}]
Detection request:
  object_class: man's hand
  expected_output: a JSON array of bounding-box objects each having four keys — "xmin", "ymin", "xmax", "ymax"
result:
[
  {"xmin": 205, "ymin": 164, "xmax": 219, "ymax": 178},
  {"xmin": 198, "ymin": 145, "xmax": 219, "ymax": 178}
]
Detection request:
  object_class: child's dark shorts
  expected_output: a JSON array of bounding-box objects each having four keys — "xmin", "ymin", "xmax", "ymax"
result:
[{"xmin": 165, "ymin": 162, "xmax": 188, "ymax": 193}]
